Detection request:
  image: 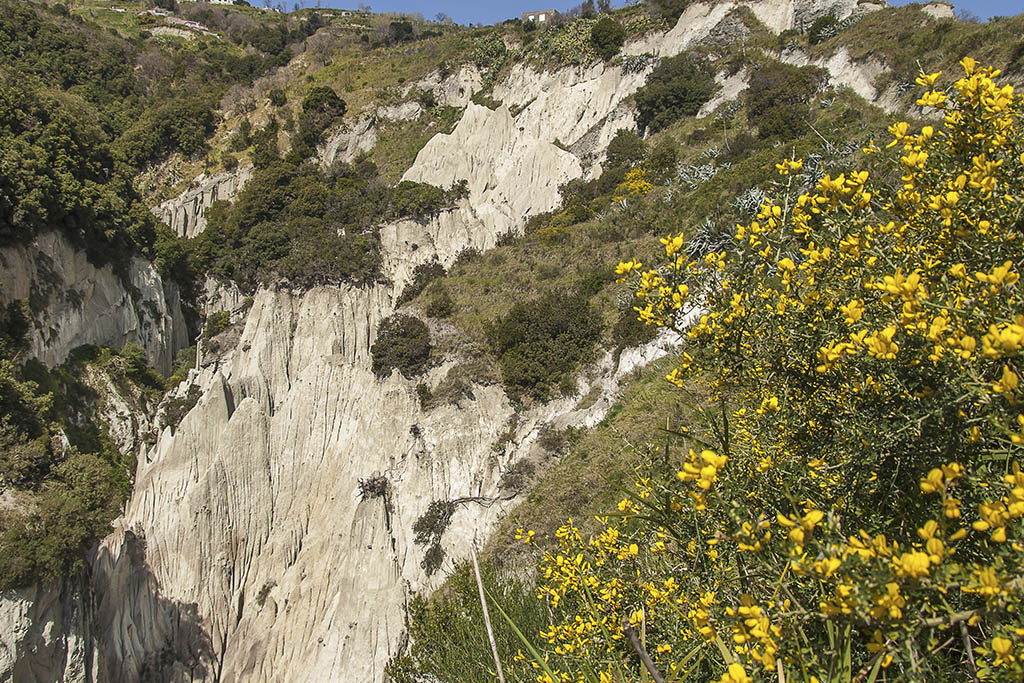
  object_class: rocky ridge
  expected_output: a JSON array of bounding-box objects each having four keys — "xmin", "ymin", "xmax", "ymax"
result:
[
  {"xmin": 0, "ymin": 232, "xmax": 188, "ymax": 374},
  {"xmin": 153, "ymin": 163, "xmax": 254, "ymax": 239}
]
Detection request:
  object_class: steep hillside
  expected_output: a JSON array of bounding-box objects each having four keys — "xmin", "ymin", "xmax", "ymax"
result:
[{"xmin": 2, "ymin": 0, "xmax": 1024, "ymax": 682}]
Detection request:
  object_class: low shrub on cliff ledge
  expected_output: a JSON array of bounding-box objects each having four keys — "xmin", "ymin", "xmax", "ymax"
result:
[
  {"xmin": 371, "ymin": 314, "xmax": 432, "ymax": 379},
  {"xmin": 634, "ymin": 51, "xmax": 718, "ymax": 133},
  {"xmin": 590, "ymin": 15, "xmax": 625, "ymax": 61},
  {"xmin": 487, "ymin": 292, "xmax": 602, "ymax": 401}
]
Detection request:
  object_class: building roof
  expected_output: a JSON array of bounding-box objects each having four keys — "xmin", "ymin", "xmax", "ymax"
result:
[{"xmin": 522, "ymin": 9, "xmax": 560, "ymax": 18}]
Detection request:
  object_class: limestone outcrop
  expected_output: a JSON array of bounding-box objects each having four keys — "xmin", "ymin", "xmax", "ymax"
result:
[
  {"xmin": 922, "ymin": 1, "xmax": 955, "ymax": 20},
  {"xmin": 407, "ymin": 64, "xmax": 484, "ymax": 107},
  {"xmin": 781, "ymin": 45, "xmax": 893, "ymax": 110},
  {"xmin": 0, "ymin": 231, "xmax": 188, "ymax": 374},
  {"xmin": 319, "ymin": 114, "xmax": 378, "ymax": 171},
  {"xmin": 0, "ymin": 581, "xmax": 91, "ymax": 683},
  {"xmin": 153, "ymin": 163, "xmax": 254, "ymax": 238}
]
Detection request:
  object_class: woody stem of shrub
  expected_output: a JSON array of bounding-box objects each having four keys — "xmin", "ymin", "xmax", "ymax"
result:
[
  {"xmin": 959, "ymin": 620, "xmax": 980, "ymax": 683},
  {"xmin": 471, "ymin": 543, "xmax": 506, "ymax": 683},
  {"xmin": 622, "ymin": 616, "xmax": 667, "ymax": 683}
]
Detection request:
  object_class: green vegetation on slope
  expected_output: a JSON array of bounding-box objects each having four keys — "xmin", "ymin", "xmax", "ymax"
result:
[
  {"xmin": 635, "ymin": 52, "xmax": 718, "ymax": 133},
  {"xmin": 487, "ymin": 292, "xmax": 604, "ymax": 401},
  {"xmin": 0, "ymin": 71, "xmax": 151, "ymax": 264},
  {"xmin": 193, "ymin": 157, "xmax": 384, "ymax": 291},
  {"xmin": 0, "ymin": 306, "xmax": 193, "ymax": 590}
]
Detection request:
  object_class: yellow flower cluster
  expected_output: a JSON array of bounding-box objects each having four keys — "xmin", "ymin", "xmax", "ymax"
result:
[
  {"xmin": 612, "ymin": 167, "xmax": 653, "ymax": 203},
  {"xmin": 675, "ymin": 449, "xmax": 727, "ymax": 510},
  {"xmin": 517, "ymin": 60, "xmax": 1024, "ymax": 682}
]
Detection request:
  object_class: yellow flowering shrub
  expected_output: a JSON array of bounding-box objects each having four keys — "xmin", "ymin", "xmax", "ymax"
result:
[
  {"xmin": 525, "ymin": 59, "xmax": 1024, "ymax": 682},
  {"xmin": 613, "ymin": 168, "xmax": 654, "ymax": 203}
]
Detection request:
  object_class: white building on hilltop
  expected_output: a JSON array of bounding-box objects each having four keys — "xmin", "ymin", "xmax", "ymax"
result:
[{"xmin": 521, "ymin": 9, "xmax": 559, "ymax": 24}]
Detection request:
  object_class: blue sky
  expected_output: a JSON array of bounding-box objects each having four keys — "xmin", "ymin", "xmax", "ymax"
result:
[
  {"xmin": 322, "ymin": 1, "xmax": 1024, "ymax": 25},
  {"xmin": 889, "ymin": 1, "xmax": 1023, "ymax": 20}
]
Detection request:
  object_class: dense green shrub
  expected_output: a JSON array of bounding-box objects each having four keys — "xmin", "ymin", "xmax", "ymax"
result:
[
  {"xmin": 243, "ymin": 24, "xmax": 288, "ymax": 55},
  {"xmin": 388, "ymin": 20, "xmax": 415, "ymax": 44},
  {"xmin": 202, "ymin": 312, "xmax": 232, "ymax": 341},
  {"xmin": 472, "ymin": 33, "xmax": 508, "ymax": 71},
  {"xmin": 196, "ymin": 157, "xmax": 384, "ymax": 291},
  {"xmin": 153, "ymin": 225, "xmax": 203, "ymax": 303},
  {"xmin": 589, "ymin": 16, "xmax": 625, "ymax": 60},
  {"xmin": 115, "ymin": 97, "xmax": 217, "ymax": 166},
  {"xmin": 575, "ymin": 267, "xmax": 614, "ymax": 298},
  {"xmin": 162, "ymin": 385, "xmax": 202, "ymax": 432},
  {"xmin": 745, "ymin": 60, "xmax": 826, "ymax": 140},
  {"xmin": 300, "ymin": 85, "xmax": 346, "ymax": 135},
  {"xmin": 391, "ymin": 180, "xmax": 467, "ymax": 220},
  {"xmin": 391, "ymin": 181, "xmax": 446, "ymax": 219},
  {"xmin": 116, "ymin": 343, "xmax": 165, "ymax": 391},
  {"xmin": 371, "ymin": 314, "xmax": 432, "ymax": 379},
  {"xmin": 425, "ymin": 288, "xmax": 455, "ymax": 318},
  {"xmin": 1, "ymin": 451, "xmax": 125, "ymax": 589},
  {"xmin": 0, "ymin": 359, "xmax": 53, "ymax": 488},
  {"xmin": 0, "ymin": 302, "xmax": 30, "ymax": 360},
  {"xmin": 231, "ymin": 119, "xmax": 253, "ymax": 152},
  {"xmin": 634, "ymin": 52, "xmax": 717, "ymax": 133},
  {"xmin": 267, "ymin": 88, "xmax": 287, "ymax": 107},
  {"xmin": 293, "ymin": 85, "xmax": 346, "ymax": 156},
  {"xmin": 488, "ymin": 292, "xmax": 602, "ymax": 401},
  {"xmin": 604, "ymin": 128, "xmax": 647, "ymax": 169},
  {"xmin": 251, "ymin": 118, "xmax": 281, "ymax": 168},
  {"xmin": 398, "ymin": 260, "xmax": 446, "ymax": 305}
]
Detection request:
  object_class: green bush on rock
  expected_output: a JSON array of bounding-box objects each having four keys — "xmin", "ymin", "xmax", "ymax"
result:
[
  {"xmin": 634, "ymin": 52, "xmax": 717, "ymax": 133},
  {"xmin": 487, "ymin": 292, "xmax": 602, "ymax": 401},
  {"xmin": 371, "ymin": 314, "xmax": 432, "ymax": 379},
  {"xmin": 590, "ymin": 16, "xmax": 625, "ymax": 61}
]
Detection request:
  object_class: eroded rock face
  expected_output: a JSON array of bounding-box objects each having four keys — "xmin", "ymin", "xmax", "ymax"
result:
[
  {"xmin": 0, "ymin": 232, "xmax": 188, "ymax": 374},
  {"xmin": 0, "ymin": 581, "xmax": 90, "ymax": 683},
  {"xmin": 80, "ymin": 279, "xmax": 675, "ymax": 682},
  {"xmin": 922, "ymin": 1, "xmax": 955, "ymax": 20},
  {"xmin": 319, "ymin": 114, "xmax": 378, "ymax": 171},
  {"xmin": 153, "ymin": 163, "xmax": 254, "ymax": 238},
  {"xmin": 37, "ymin": 28, "xmax": 696, "ymax": 681},
  {"xmin": 781, "ymin": 45, "xmax": 892, "ymax": 110},
  {"xmin": 407, "ymin": 64, "xmax": 484, "ymax": 108}
]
